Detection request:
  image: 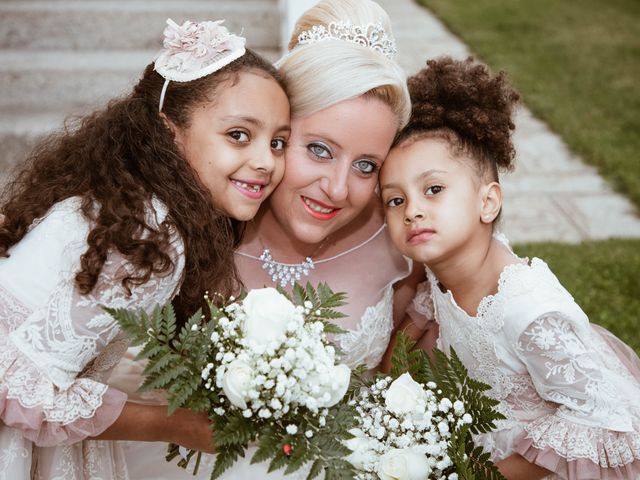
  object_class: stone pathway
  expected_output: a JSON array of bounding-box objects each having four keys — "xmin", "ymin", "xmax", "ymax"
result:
[
  {"xmin": 3, "ymin": 0, "xmax": 639, "ymax": 244},
  {"xmin": 377, "ymin": 0, "xmax": 640, "ymax": 243}
]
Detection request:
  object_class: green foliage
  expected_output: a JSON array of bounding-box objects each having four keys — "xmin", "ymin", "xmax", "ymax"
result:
[
  {"xmin": 214, "ymin": 412, "xmax": 255, "ymax": 447},
  {"xmin": 422, "ymin": 348, "xmax": 504, "ymax": 436},
  {"xmin": 389, "ymin": 330, "xmax": 425, "ymax": 379},
  {"xmin": 447, "ymin": 426, "xmax": 506, "ymax": 480},
  {"xmin": 211, "ymin": 443, "xmax": 245, "ymax": 479},
  {"xmin": 291, "ymin": 282, "xmax": 349, "ymax": 334},
  {"xmin": 109, "ymin": 283, "xmax": 355, "ymax": 479},
  {"xmin": 389, "ymin": 332, "xmax": 505, "ymax": 479}
]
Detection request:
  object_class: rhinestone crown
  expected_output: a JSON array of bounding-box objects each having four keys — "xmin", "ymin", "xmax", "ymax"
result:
[{"xmin": 297, "ymin": 21, "xmax": 397, "ymax": 60}]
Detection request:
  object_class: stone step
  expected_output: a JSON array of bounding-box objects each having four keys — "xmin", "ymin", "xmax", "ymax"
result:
[
  {"xmin": 0, "ymin": 47, "xmax": 280, "ymax": 111},
  {"xmin": 0, "ymin": 0, "xmax": 279, "ymax": 50},
  {"xmin": 0, "ymin": 47, "xmax": 280, "ymax": 175},
  {"xmin": 1, "ymin": 50, "xmax": 157, "ymax": 112}
]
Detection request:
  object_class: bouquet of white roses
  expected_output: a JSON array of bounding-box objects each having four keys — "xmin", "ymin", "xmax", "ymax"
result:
[
  {"xmin": 344, "ymin": 333, "xmax": 505, "ymax": 480},
  {"xmin": 110, "ymin": 283, "xmax": 357, "ymax": 479}
]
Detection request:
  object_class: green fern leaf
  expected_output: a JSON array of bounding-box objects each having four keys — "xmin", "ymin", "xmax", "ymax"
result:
[
  {"xmin": 290, "ymin": 283, "xmax": 305, "ymax": 306},
  {"xmin": 267, "ymin": 447, "xmax": 290, "ymax": 474},
  {"xmin": 306, "ymin": 459, "xmax": 323, "ymax": 480},
  {"xmin": 211, "ymin": 444, "xmax": 244, "ymax": 479},
  {"xmin": 141, "ymin": 364, "xmax": 188, "ymax": 391},
  {"xmin": 106, "ymin": 306, "xmax": 150, "ymax": 345},
  {"xmin": 283, "ymin": 439, "xmax": 309, "ymax": 474},
  {"xmin": 135, "ymin": 341, "xmax": 164, "ymax": 361},
  {"xmin": 304, "ymin": 282, "xmax": 320, "ymax": 306},
  {"xmin": 214, "ymin": 413, "xmax": 254, "ymax": 447},
  {"xmin": 251, "ymin": 426, "xmax": 279, "ymax": 465},
  {"xmin": 143, "ymin": 350, "xmax": 180, "ymax": 376}
]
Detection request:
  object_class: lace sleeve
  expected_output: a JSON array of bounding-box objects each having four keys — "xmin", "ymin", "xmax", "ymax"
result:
[
  {"xmin": 0, "ymin": 204, "xmax": 185, "ymax": 447},
  {"xmin": 512, "ymin": 313, "xmax": 640, "ymax": 475}
]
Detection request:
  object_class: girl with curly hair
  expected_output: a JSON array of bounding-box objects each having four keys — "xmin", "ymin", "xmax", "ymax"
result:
[
  {"xmin": 380, "ymin": 57, "xmax": 640, "ymax": 479},
  {"xmin": 0, "ymin": 19, "xmax": 289, "ymax": 478}
]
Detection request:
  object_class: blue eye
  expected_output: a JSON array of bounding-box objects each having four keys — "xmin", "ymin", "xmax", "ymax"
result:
[
  {"xmin": 353, "ymin": 159, "xmax": 377, "ymax": 175},
  {"xmin": 308, "ymin": 143, "xmax": 332, "ymax": 159},
  {"xmin": 271, "ymin": 138, "xmax": 287, "ymax": 151},
  {"xmin": 385, "ymin": 197, "xmax": 404, "ymax": 208},
  {"xmin": 228, "ymin": 130, "xmax": 249, "ymax": 143},
  {"xmin": 426, "ymin": 185, "xmax": 444, "ymax": 195}
]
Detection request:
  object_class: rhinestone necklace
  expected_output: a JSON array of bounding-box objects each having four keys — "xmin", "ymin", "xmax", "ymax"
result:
[
  {"xmin": 234, "ymin": 224, "xmax": 386, "ymax": 288},
  {"xmin": 234, "ymin": 232, "xmax": 329, "ymax": 288},
  {"xmin": 258, "ymin": 249, "xmax": 315, "ymax": 287}
]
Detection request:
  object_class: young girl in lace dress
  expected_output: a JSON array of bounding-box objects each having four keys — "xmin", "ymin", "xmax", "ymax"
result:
[
  {"xmin": 380, "ymin": 57, "xmax": 640, "ymax": 479},
  {"xmin": 0, "ymin": 19, "xmax": 289, "ymax": 479}
]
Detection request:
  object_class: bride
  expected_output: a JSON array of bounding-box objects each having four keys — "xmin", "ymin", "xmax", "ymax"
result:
[{"xmin": 109, "ymin": 0, "xmax": 432, "ymax": 477}]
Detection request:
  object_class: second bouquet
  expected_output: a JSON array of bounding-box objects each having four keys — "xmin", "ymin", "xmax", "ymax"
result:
[{"xmin": 109, "ymin": 283, "xmax": 356, "ymax": 479}]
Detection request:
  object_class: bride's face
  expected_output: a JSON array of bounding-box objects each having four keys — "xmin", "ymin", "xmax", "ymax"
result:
[{"xmin": 267, "ymin": 96, "xmax": 397, "ymax": 245}]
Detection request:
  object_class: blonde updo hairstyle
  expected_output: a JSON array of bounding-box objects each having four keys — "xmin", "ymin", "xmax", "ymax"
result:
[{"xmin": 278, "ymin": 0, "xmax": 410, "ymax": 129}]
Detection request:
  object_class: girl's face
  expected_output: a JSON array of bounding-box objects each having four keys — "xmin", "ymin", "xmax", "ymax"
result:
[
  {"xmin": 173, "ymin": 72, "xmax": 290, "ymax": 221},
  {"xmin": 267, "ymin": 96, "xmax": 397, "ymax": 245},
  {"xmin": 380, "ymin": 138, "xmax": 486, "ymax": 266}
]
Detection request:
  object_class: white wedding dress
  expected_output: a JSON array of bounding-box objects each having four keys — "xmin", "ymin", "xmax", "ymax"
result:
[{"xmin": 110, "ymin": 218, "xmax": 415, "ymax": 479}]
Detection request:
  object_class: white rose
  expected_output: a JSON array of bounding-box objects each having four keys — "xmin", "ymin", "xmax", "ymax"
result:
[
  {"xmin": 242, "ymin": 288, "xmax": 296, "ymax": 346},
  {"xmin": 385, "ymin": 373, "xmax": 427, "ymax": 416},
  {"xmin": 344, "ymin": 428, "xmax": 378, "ymax": 470},
  {"xmin": 377, "ymin": 447, "xmax": 431, "ymax": 480},
  {"xmin": 222, "ymin": 359, "xmax": 255, "ymax": 409},
  {"xmin": 308, "ymin": 364, "xmax": 351, "ymax": 407},
  {"xmin": 326, "ymin": 364, "xmax": 351, "ymax": 406}
]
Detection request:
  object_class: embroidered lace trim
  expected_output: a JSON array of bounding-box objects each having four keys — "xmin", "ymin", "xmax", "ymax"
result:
[
  {"xmin": 524, "ymin": 414, "xmax": 640, "ymax": 467},
  {"xmin": 1, "ymin": 199, "xmax": 184, "ymax": 426},
  {"xmin": 430, "ymin": 259, "xmax": 549, "ymax": 404},
  {"xmin": 1, "ymin": 333, "xmax": 108, "ymax": 424},
  {"xmin": 516, "ymin": 314, "xmax": 640, "ymax": 432},
  {"xmin": 336, "ymin": 285, "xmax": 394, "ymax": 369}
]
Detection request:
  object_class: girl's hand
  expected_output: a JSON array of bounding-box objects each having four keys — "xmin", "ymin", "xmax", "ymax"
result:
[
  {"xmin": 165, "ymin": 408, "xmax": 215, "ymax": 453},
  {"xmin": 93, "ymin": 402, "xmax": 215, "ymax": 453},
  {"xmin": 496, "ymin": 454, "xmax": 552, "ymax": 480}
]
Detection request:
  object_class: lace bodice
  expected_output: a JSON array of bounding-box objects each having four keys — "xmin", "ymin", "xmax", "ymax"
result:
[
  {"xmin": 234, "ymin": 223, "xmax": 411, "ymax": 369},
  {"xmin": 413, "ymin": 255, "xmax": 640, "ymax": 475},
  {"xmin": 0, "ymin": 197, "xmax": 185, "ymax": 444}
]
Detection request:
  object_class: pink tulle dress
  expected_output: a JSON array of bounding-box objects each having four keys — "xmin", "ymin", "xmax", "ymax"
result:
[
  {"xmin": 110, "ymin": 214, "xmax": 416, "ymax": 479},
  {"xmin": 413, "ymin": 242, "xmax": 640, "ymax": 479},
  {"xmin": 0, "ymin": 197, "xmax": 184, "ymax": 479}
]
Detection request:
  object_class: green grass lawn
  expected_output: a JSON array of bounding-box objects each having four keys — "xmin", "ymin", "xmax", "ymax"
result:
[
  {"xmin": 514, "ymin": 240, "xmax": 640, "ymax": 355},
  {"xmin": 417, "ymin": 0, "xmax": 640, "ymax": 210}
]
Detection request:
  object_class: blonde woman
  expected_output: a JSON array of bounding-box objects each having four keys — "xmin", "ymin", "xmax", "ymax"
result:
[{"xmin": 112, "ymin": 1, "xmax": 431, "ymax": 478}]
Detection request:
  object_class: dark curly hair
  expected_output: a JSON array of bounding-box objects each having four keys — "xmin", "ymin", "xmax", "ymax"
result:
[
  {"xmin": 0, "ymin": 48, "xmax": 286, "ymax": 322},
  {"xmin": 396, "ymin": 56, "xmax": 520, "ymax": 181}
]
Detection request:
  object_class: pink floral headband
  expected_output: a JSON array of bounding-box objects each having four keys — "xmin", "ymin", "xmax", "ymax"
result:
[{"xmin": 154, "ymin": 18, "xmax": 246, "ymax": 112}]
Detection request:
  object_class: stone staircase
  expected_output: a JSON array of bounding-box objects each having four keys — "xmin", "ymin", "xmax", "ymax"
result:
[{"xmin": 0, "ymin": 0, "xmax": 281, "ymax": 181}]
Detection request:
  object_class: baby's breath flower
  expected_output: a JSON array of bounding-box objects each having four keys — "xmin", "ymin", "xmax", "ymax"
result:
[{"xmin": 285, "ymin": 424, "xmax": 298, "ymax": 435}]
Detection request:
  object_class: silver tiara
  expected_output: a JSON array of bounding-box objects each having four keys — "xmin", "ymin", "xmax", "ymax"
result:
[{"xmin": 297, "ymin": 21, "xmax": 397, "ymax": 60}]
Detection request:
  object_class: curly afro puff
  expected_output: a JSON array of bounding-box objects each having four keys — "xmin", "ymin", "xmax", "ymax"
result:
[{"xmin": 397, "ymin": 56, "xmax": 520, "ymax": 181}]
